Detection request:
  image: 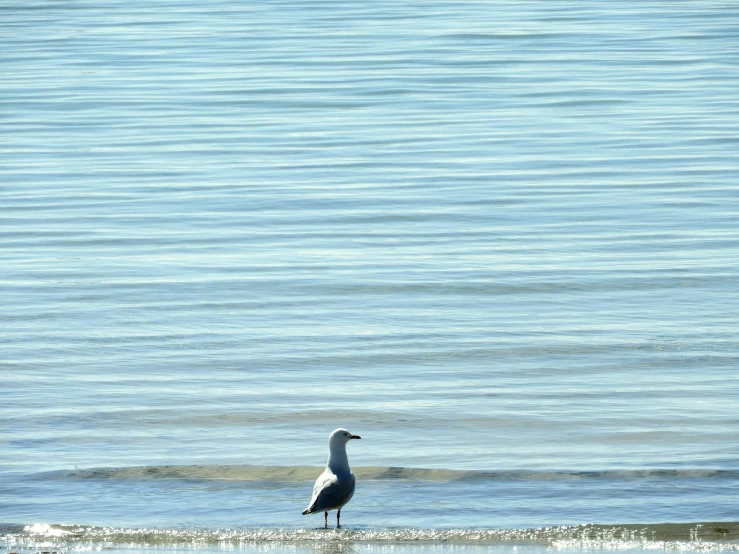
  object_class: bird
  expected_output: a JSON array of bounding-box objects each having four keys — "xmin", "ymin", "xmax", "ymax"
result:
[{"xmin": 302, "ymin": 428, "xmax": 361, "ymax": 528}]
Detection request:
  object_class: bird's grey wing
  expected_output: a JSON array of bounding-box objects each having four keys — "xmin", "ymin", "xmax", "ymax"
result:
[
  {"xmin": 303, "ymin": 470, "xmax": 335, "ymax": 514},
  {"xmin": 309, "ymin": 472, "xmax": 355, "ymax": 513},
  {"xmin": 311, "ymin": 470, "xmax": 335, "ymax": 500}
]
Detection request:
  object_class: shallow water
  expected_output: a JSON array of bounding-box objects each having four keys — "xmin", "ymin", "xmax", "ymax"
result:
[{"xmin": 1, "ymin": 0, "xmax": 739, "ymax": 552}]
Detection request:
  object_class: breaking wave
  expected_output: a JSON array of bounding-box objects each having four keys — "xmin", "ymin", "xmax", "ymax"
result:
[
  {"xmin": 50, "ymin": 465, "xmax": 739, "ymax": 483},
  {"xmin": 2, "ymin": 522, "xmax": 738, "ymax": 548}
]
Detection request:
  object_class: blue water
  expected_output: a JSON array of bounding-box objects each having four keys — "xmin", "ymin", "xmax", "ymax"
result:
[{"xmin": 2, "ymin": 0, "xmax": 739, "ymax": 552}]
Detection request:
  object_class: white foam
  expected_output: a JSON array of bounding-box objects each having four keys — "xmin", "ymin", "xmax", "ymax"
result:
[{"xmin": 24, "ymin": 523, "xmax": 73, "ymax": 537}]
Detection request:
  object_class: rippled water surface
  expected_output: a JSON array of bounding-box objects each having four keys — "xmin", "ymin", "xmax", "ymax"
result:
[{"xmin": 2, "ymin": 1, "xmax": 739, "ymax": 552}]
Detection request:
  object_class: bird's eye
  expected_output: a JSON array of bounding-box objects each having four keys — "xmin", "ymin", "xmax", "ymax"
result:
[{"xmin": 344, "ymin": 433, "xmax": 348, "ymax": 436}]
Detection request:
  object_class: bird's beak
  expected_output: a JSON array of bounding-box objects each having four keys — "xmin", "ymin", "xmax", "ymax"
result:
[{"xmin": 350, "ymin": 435, "xmax": 361, "ymax": 440}]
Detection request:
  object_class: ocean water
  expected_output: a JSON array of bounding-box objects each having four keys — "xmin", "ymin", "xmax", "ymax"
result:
[{"xmin": 2, "ymin": 1, "xmax": 739, "ymax": 553}]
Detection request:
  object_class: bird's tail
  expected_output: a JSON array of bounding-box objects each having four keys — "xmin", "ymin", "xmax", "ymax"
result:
[{"xmin": 301, "ymin": 507, "xmax": 313, "ymax": 515}]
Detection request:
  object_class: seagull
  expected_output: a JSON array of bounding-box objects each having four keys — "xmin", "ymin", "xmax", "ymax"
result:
[{"xmin": 302, "ymin": 428, "xmax": 361, "ymax": 528}]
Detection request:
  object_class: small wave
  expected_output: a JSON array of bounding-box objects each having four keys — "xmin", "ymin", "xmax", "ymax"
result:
[
  {"xmin": 2, "ymin": 522, "xmax": 738, "ymax": 547},
  {"xmin": 52, "ymin": 465, "xmax": 739, "ymax": 484}
]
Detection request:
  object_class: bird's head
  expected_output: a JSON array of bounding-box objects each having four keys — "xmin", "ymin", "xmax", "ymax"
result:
[{"xmin": 329, "ymin": 428, "xmax": 361, "ymax": 447}]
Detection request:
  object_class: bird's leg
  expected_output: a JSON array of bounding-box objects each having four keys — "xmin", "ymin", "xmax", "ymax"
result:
[
  {"xmin": 324, "ymin": 511, "xmax": 328, "ymax": 529},
  {"xmin": 337, "ymin": 508, "xmax": 341, "ymax": 529}
]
